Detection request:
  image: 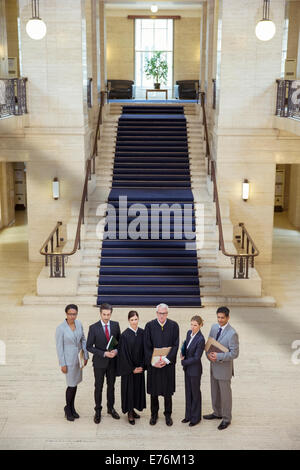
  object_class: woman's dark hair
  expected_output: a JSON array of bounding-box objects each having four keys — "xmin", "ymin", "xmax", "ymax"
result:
[
  {"xmin": 216, "ymin": 306, "xmax": 230, "ymax": 317},
  {"xmin": 128, "ymin": 310, "xmax": 139, "ymax": 320},
  {"xmin": 65, "ymin": 304, "xmax": 78, "ymax": 314}
]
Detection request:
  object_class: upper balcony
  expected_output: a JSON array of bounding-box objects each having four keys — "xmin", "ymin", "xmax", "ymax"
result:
[{"xmin": 275, "ymin": 79, "xmax": 300, "ymax": 137}]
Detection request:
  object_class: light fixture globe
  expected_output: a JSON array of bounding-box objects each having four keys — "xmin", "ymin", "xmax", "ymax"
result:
[
  {"xmin": 26, "ymin": 18, "xmax": 47, "ymax": 40},
  {"xmin": 255, "ymin": 19, "xmax": 276, "ymax": 41},
  {"xmin": 150, "ymin": 4, "xmax": 158, "ymax": 13}
]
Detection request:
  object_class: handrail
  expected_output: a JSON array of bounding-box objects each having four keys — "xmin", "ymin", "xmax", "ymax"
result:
[
  {"xmin": 199, "ymin": 92, "xmax": 260, "ymax": 279},
  {"xmin": 40, "ymin": 91, "xmax": 107, "ymax": 277}
]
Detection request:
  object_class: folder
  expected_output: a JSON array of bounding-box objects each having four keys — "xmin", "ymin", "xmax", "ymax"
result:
[
  {"xmin": 151, "ymin": 347, "xmax": 172, "ymax": 366},
  {"xmin": 205, "ymin": 337, "xmax": 229, "ymax": 354},
  {"xmin": 181, "ymin": 340, "xmax": 187, "ymax": 357},
  {"xmin": 78, "ymin": 349, "xmax": 86, "ymax": 369},
  {"xmin": 106, "ymin": 335, "xmax": 118, "ymax": 351}
]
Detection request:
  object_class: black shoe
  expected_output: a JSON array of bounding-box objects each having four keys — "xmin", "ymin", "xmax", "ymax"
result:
[
  {"xmin": 108, "ymin": 408, "xmax": 120, "ymax": 420},
  {"xmin": 181, "ymin": 418, "xmax": 190, "ymax": 423},
  {"xmin": 133, "ymin": 411, "xmax": 140, "ymax": 419},
  {"xmin": 64, "ymin": 406, "xmax": 75, "ymax": 422},
  {"xmin": 149, "ymin": 415, "xmax": 158, "ymax": 425},
  {"xmin": 94, "ymin": 412, "xmax": 101, "ymax": 424},
  {"xmin": 128, "ymin": 412, "xmax": 135, "ymax": 425},
  {"xmin": 70, "ymin": 406, "xmax": 80, "ymax": 419},
  {"xmin": 165, "ymin": 415, "xmax": 173, "ymax": 426},
  {"xmin": 189, "ymin": 420, "xmax": 201, "ymax": 427},
  {"xmin": 218, "ymin": 420, "xmax": 230, "ymax": 430},
  {"xmin": 203, "ymin": 413, "xmax": 222, "ymax": 420}
]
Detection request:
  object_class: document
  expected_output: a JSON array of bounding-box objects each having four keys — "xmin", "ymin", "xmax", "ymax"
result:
[
  {"xmin": 205, "ymin": 337, "xmax": 229, "ymax": 354},
  {"xmin": 151, "ymin": 347, "xmax": 172, "ymax": 366},
  {"xmin": 78, "ymin": 349, "xmax": 86, "ymax": 369}
]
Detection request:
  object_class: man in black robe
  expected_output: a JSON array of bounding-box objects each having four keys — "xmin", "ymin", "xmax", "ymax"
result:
[{"xmin": 144, "ymin": 303, "xmax": 179, "ymax": 426}]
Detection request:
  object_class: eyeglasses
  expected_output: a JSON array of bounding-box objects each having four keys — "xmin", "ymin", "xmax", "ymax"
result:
[{"xmin": 66, "ymin": 313, "xmax": 78, "ymax": 317}]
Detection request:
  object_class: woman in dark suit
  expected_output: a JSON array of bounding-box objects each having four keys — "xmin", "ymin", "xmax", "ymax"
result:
[
  {"xmin": 180, "ymin": 315, "xmax": 205, "ymax": 426},
  {"xmin": 117, "ymin": 311, "xmax": 146, "ymax": 425},
  {"xmin": 55, "ymin": 304, "xmax": 89, "ymax": 421}
]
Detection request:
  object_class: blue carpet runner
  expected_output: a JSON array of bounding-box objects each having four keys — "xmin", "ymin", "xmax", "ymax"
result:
[{"xmin": 97, "ymin": 105, "xmax": 201, "ymax": 307}]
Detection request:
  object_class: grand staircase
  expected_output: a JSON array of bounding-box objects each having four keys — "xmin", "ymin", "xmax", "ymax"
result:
[
  {"xmin": 23, "ymin": 101, "xmax": 276, "ymax": 307},
  {"xmin": 96, "ymin": 105, "xmax": 201, "ymax": 306}
]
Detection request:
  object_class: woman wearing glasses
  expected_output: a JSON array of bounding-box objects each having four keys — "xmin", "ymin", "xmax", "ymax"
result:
[{"xmin": 55, "ymin": 304, "xmax": 89, "ymax": 421}]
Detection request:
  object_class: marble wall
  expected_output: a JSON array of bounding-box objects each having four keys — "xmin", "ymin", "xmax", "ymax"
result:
[
  {"xmin": 211, "ymin": 0, "xmax": 286, "ymax": 263},
  {"xmin": 15, "ymin": 0, "xmax": 95, "ymax": 260}
]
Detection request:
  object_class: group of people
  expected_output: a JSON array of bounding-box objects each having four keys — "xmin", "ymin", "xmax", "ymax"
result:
[{"xmin": 55, "ymin": 302, "xmax": 239, "ymax": 430}]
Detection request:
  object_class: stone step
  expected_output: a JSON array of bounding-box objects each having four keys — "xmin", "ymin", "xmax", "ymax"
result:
[
  {"xmin": 201, "ymin": 296, "xmax": 276, "ymax": 307},
  {"xmin": 79, "ymin": 275, "xmax": 220, "ymax": 287},
  {"xmin": 81, "ymin": 246, "xmax": 218, "ymax": 258},
  {"xmin": 80, "ymin": 256, "xmax": 218, "ymax": 268},
  {"xmin": 23, "ymin": 294, "xmax": 276, "ymax": 308}
]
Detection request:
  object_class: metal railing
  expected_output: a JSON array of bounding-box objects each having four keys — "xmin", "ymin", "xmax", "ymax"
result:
[
  {"xmin": 199, "ymin": 92, "xmax": 260, "ymax": 279},
  {"xmin": 40, "ymin": 91, "xmax": 106, "ymax": 277},
  {"xmin": 0, "ymin": 78, "xmax": 28, "ymax": 119},
  {"xmin": 276, "ymin": 79, "xmax": 300, "ymax": 119}
]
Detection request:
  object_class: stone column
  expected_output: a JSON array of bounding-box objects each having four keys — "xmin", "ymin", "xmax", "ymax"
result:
[
  {"xmin": 200, "ymin": 1, "xmax": 207, "ymax": 93},
  {"xmin": 86, "ymin": 0, "xmax": 99, "ymax": 125},
  {"xmin": 288, "ymin": 164, "xmax": 300, "ymax": 229},
  {"xmin": 0, "ymin": 0, "xmax": 8, "ymax": 77},
  {"xmin": 205, "ymin": 0, "xmax": 217, "ymax": 125},
  {"xmin": 99, "ymin": 0, "xmax": 106, "ymax": 91},
  {"xmin": 212, "ymin": 0, "xmax": 285, "ymax": 262},
  {"xmin": 18, "ymin": 0, "xmax": 91, "ymax": 260}
]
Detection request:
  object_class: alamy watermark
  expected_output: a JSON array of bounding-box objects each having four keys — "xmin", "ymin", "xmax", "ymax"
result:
[
  {"xmin": 94, "ymin": 196, "xmax": 205, "ymax": 250},
  {"xmin": 0, "ymin": 340, "xmax": 6, "ymax": 365},
  {"xmin": 291, "ymin": 340, "xmax": 300, "ymax": 365}
]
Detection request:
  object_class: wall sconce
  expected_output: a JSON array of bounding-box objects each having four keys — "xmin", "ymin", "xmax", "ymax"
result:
[
  {"xmin": 26, "ymin": 0, "xmax": 47, "ymax": 40},
  {"xmin": 150, "ymin": 5, "xmax": 158, "ymax": 13},
  {"xmin": 52, "ymin": 178, "xmax": 60, "ymax": 200},
  {"xmin": 255, "ymin": 0, "xmax": 276, "ymax": 41},
  {"xmin": 242, "ymin": 179, "xmax": 250, "ymax": 201}
]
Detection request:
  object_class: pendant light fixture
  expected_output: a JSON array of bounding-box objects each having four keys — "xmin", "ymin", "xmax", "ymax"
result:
[
  {"xmin": 150, "ymin": 5, "xmax": 158, "ymax": 13},
  {"xmin": 255, "ymin": 0, "xmax": 276, "ymax": 41},
  {"xmin": 26, "ymin": 0, "xmax": 47, "ymax": 40}
]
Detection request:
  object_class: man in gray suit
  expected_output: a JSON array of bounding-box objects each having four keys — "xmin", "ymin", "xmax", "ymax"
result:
[{"xmin": 204, "ymin": 306, "xmax": 239, "ymax": 430}]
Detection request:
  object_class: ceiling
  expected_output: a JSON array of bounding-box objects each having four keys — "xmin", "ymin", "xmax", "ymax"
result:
[{"xmin": 105, "ymin": 0, "xmax": 204, "ymax": 10}]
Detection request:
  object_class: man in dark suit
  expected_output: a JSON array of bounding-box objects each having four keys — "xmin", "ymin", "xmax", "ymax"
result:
[
  {"xmin": 181, "ymin": 316, "xmax": 205, "ymax": 426},
  {"xmin": 87, "ymin": 303, "xmax": 121, "ymax": 424}
]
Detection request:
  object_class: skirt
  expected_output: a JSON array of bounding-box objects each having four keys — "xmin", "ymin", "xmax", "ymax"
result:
[{"xmin": 65, "ymin": 364, "xmax": 83, "ymax": 387}]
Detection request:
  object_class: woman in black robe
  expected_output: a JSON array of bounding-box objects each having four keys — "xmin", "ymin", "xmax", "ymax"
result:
[{"xmin": 118, "ymin": 311, "xmax": 146, "ymax": 425}]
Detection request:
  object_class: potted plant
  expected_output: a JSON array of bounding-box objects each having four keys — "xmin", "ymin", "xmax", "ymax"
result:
[{"xmin": 144, "ymin": 51, "xmax": 168, "ymax": 89}]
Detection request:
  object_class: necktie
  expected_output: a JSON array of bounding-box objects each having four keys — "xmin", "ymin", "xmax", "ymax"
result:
[
  {"xmin": 105, "ymin": 324, "xmax": 110, "ymax": 342},
  {"xmin": 216, "ymin": 327, "xmax": 222, "ymax": 341}
]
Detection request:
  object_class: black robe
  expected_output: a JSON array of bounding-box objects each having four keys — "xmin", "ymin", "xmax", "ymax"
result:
[
  {"xmin": 144, "ymin": 319, "xmax": 179, "ymax": 397},
  {"xmin": 118, "ymin": 327, "xmax": 146, "ymax": 414}
]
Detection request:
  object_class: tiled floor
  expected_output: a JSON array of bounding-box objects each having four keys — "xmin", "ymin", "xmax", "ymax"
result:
[{"xmin": 0, "ymin": 211, "xmax": 299, "ymax": 450}]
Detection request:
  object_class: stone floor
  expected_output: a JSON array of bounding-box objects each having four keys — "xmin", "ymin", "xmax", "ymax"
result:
[{"xmin": 0, "ymin": 211, "xmax": 300, "ymax": 450}]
